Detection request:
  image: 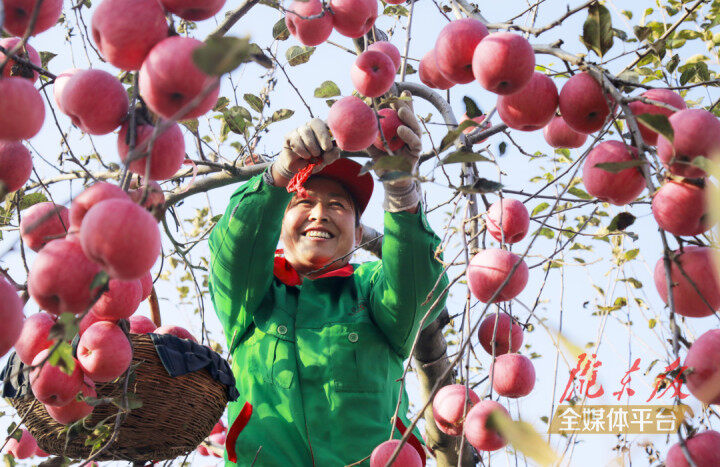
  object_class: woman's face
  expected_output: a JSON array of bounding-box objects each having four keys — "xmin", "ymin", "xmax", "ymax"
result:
[{"xmin": 280, "ymin": 177, "xmax": 362, "ymax": 277}]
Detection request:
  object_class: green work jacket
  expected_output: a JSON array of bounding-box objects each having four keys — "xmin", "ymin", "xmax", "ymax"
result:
[{"xmin": 208, "ymin": 172, "xmax": 449, "ymax": 466}]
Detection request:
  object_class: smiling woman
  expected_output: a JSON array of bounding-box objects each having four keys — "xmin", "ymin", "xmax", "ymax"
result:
[{"xmin": 208, "ymin": 110, "xmax": 449, "ymax": 465}]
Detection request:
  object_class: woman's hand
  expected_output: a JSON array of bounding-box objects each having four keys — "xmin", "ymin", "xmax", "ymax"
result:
[{"xmin": 272, "ymin": 118, "xmax": 340, "ymax": 185}]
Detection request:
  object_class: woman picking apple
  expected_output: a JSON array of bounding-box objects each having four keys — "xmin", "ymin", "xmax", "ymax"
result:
[{"xmin": 208, "ymin": 93, "xmax": 448, "ymax": 465}]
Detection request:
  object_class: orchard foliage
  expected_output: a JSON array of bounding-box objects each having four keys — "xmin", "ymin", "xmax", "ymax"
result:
[{"xmin": 2, "ymin": 0, "xmax": 720, "ymax": 466}]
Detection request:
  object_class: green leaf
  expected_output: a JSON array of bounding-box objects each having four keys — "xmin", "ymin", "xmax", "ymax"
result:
[
  {"xmin": 439, "ymin": 120, "xmax": 477, "ymax": 151},
  {"xmin": 593, "ymin": 159, "xmax": 647, "ymax": 174},
  {"xmin": 441, "ymin": 150, "xmax": 490, "ymax": 164},
  {"xmin": 620, "ymin": 277, "xmax": 643, "ymax": 288},
  {"xmin": 39, "ymin": 51, "xmax": 57, "ymax": 69},
  {"xmin": 181, "ymin": 119, "xmax": 199, "ymax": 133},
  {"xmin": 648, "ymin": 318, "xmax": 657, "ymax": 329},
  {"xmin": 608, "ymin": 212, "xmax": 635, "ymax": 231},
  {"xmin": 531, "ymin": 202, "xmax": 550, "ymax": 216},
  {"xmin": 47, "ymin": 341, "xmax": 76, "ymax": 375},
  {"xmin": 314, "ymin": 80, "xmax": 341, "ymax": 98},
  {"xmin": 193, "ymin": 36, "xmax": 253, "ymax": 76},
  {"xmin": 222, "ymin": 106, "xmax": 252, "ymax": 134},
  {"xmin": 636, "ymin": 113, "xmax": 674, "ymax": 143},
  {"xmin": 48, "ymin": 312, "xmax": 79, "ymax": 342},
  {"xmin": 580, "ymin": 3, "xmax": 614, "ymax": 58},
  {"xmin": 567, "ymin": 187, "xmax": 592, "ymax": 200},
  {"xmin": 18, "ymin": 192, "xmax": 48, "ymax": 210},
  {"xmin": 271, "ymin": 108, "xmax": 294, "ymax": 122},
  {"xmin": 624, "ymin": 248, "xmax": 640, "ymax": 260},
  {"xmin": 90, "ymin": 270, "xmax": 110, "ymax": 291},
  {"xmin": 498, "ymin": 141, "xmax": 507, "ymax": 155},
  {"xmin": 272, "ymin": 18, "xmax": 290, "ymax": 41},
  {"xmin": 633, "ymin": 25, "xmax": 651, "ymax": 42},
  {"xmin": 285, "ymin": 45, "xmax": 315, "ymax": 66},
  {"xmin": 372, "ymin": 155, "xmax": 414, "ymax": 174},
  {"xmin": 463, "ymin": 96, "xmax": 482, "ymax": 119},
  {"xmin": 213, "ymin": 97, "xmax": 230, "ymax": 111},
  {"xmin": 457, "ymin": 178, "xmax": 503, "ymax": 194},
  {"xmin": 4, "ymin": 453, "xmax": 17, "ymax": 467},
  {"xmin": 243, "ymin": 93, "xmax": 264, "ymax": 112}
]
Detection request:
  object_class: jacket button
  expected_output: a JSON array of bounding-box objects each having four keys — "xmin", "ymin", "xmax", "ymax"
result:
[
  {"xmin": 277, "ymin": 325, "xmax": 287, "ymax": 335},
  {"xmin": 348, "ymin": 332, "xmax": 359, "ymax": 343}
]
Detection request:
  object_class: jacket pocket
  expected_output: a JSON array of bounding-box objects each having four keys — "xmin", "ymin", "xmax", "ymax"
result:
[
  {"xmin": 238, "ymin": 328, "xmax": 294, "ymax": 389},
  {"xmin": 330, "ymin": 322, "xmax": 390, "ymax": 393}
]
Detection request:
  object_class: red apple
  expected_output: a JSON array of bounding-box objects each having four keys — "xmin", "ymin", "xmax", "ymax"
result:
[
  {"xmin": 351, "ymin": 50, "xmax": 395, "ymax": 98},
  {"xmin": 684, "ymin": 329, "xmax": 720, "ymax": 405},
  {"xmin": 628, "ymin": 88, "xmax": 686, "ymax": 146},
  {"xmin": 138, "ymin": 271, "xmax": 153, "ymax": 300},
  {"xmin": 432, "ymin": 384, "xmax": 480, "ymax": 436},
  {"xmin": 368, "ymin": 41, "xmax": 401, "ymax": 72},
  {"xmin": 59, "ymin": 69, "xmax": 129, "ymax": 135},
  {"xmin": 284, "ymin": 0, "xmax": 333, "ymax": 47},
  {"xmin": 80, "ymin": 198, "xmax": 161, "ymax": 280},
  {"xmin": 559, "ymin": 72, "xmax": 615, "ymax": 134},
  {"xmin": 472, "ymin": 32, "xmax": 535, "ymax": 95},
  {"xmin": 160, "ymin": 0, "xmax": 226, "ymax": 21},
  {"xmin": 14, "ymin": 312, "xmax": 55, "ymax": 365},
  {"xmin": 155, "ymin": 325, "xmax": 197, "ymax": 342},
  {"xmin": 197, "ymin": 445, "xmax": 210, "ymax": 456},
  {"xmin": 79, "ymin": 311, "xmax": 117, "ymax": 336},
  {"xmin": 0, "ymin": 77, "xmax": 45, "ymax": 140},
  {"xmin": 77, "ymin": 321, "xmax": 132, "ymax": 382},
  {"xmin": 118, "ymin": 122, "xmax": 186, "ymax": 180},
  {"xmin": 20, "ymin": 202, "xmax": 69, "ymax": 252},
  {"xmin": 128, "ymin": 179, "xmax": 165, "ymax": 212},
  {"xmin": 486, "ymin": 198, "xmax": 529, "ymax": 244},
  {"xmin": 45, "ymin": 377, "xmax": 96, "ymax": 424},
  {"xmin": 91, "ymin": 278, "xmax": 142, "ymax": 320},
  {"xmin": 373, "ymin": 108, "xmax": 404, "ymax": 152},
  {"xmin": 327, "ymin": 96, "xmax": 378, "ymax": 151},
  {"xmin": 92, "ymin": 0, "xmax": 168, "ymax": 71},
  {"xmin": 582, "ymin": 140, "xmax": 645, "ymax": 206},
  {"xmin": 0, "ymin": 38, "xmax": 41, "ymax": 82},
  {"xmin": 491, "ymin": 353, "xmax": 535, "ymax": 398},
  {"xmin": 69, "ymin": 182, "xmax": 130, "ymax": 234},
  {"xmin": 434, "ymin": 18, "xmax": 488, "ymax": 84},
  {"xmin": 666, "ymin": 430, "xmax": 720, "ymax": 467},
  {"xmin": 129, "ymin": 315, "xmax": 156, "ymax": 334},
  {"xmin": 369, "ymin": 439, "xmax": 422, "ymax": 467},
  {"xmin": 329, "ymin": 0, "xmax": 377, "ymax": 39},
  {"xmin": 53, "ymin": 68, "xmax": 80, "ymax": 114},
  {"xmin": 5, "ymin": 429, "xmax": 38, "ymax": 460},
  {"xmin": 0, "ymin": 277, "xmax": 24, "ymax": 359},
  {"xmin": 477, "ymin": 313, "xmax": 523, "ymax": 356},
  {"xmin": 210, "ymin": 420, "xmax": 226, "ymax": 436},
  {"xmin": 28, "ymin": 239, "xmax": 102, "ymax": 315},
  {"xmin": 543, "ymin": 115, "xmax": 587, "ymax": 148},
  {"xmin": 657, "ymin": 109, "xmax": 720, "ymax": 178},
  {"xmin": 652, "ymin": 180, "xmax": 710, "ymax": 237},
  {"xmin": 418, "ymin": 49, "xmax": 454, "ymax": 90},
  {"xmin": 464, "ymin": 400, "xmax": 509, "ymax": 452},
  {"xmin": 653, "ymin": 246, "xmax": 720, "ymax": 318},
  {"xmin": 30, "ymin": 348, "xmax": 84, "ymax": 406},
  {"xmin": 139, "ymin": 36, "xmax": 220, "ymax": 120},
  {"xmin": 34, "ymin": 446, "xmax": 49, "ymax": 457},
  {"xmin": 0, "ymin": 141, "xmax": 32, "ymax": 193},
  {"xmin": 468, "ymin": 249, "xmax": 529, "ymax": 303},
  {"xmin": 497, "ymin": 72, "xmax": 558, "ymax": 131},
  {"xmin": 2, "ymin": 0, "xmax": 63, "ymax": 36}
]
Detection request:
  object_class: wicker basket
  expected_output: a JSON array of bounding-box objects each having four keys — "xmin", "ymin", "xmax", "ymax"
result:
[{"xmin": 9, "ymin": 333, "xmax": 229, "ymax": 462}]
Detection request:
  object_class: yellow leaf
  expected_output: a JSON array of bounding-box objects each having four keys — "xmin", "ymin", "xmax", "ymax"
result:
[{"xmin": 488, "ymin": 412, "xmax": 560, "ymax": 466}]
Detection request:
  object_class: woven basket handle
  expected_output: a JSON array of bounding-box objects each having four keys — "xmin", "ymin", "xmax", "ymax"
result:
[{"xmin": 149, "ymin": 286, "xmax": 162, "ymax": 327}]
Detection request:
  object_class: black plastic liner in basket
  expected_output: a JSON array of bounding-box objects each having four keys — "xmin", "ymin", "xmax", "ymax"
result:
[{"xmin": 1, "ymin": 332, "xmax": 239, "ymax": 462}]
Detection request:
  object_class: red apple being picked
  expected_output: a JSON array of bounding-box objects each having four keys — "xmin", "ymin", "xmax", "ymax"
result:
[
  {"xmin": 327, "ymin": 96, "xmax": 378, "ymax": 151},
  {"xmin": 373, "ymin": 108, "xmax": 404, "ymax": 152}
]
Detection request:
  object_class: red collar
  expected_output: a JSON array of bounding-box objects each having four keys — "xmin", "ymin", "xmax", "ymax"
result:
[{"xmin": 273, "ymin": 249, "xmax": 355, "ymax": 286}]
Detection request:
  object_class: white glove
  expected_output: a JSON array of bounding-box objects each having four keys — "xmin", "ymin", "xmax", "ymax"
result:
[{"xmin": 274, "ymin": 118, "xmax": 340, "ymax": 180}]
